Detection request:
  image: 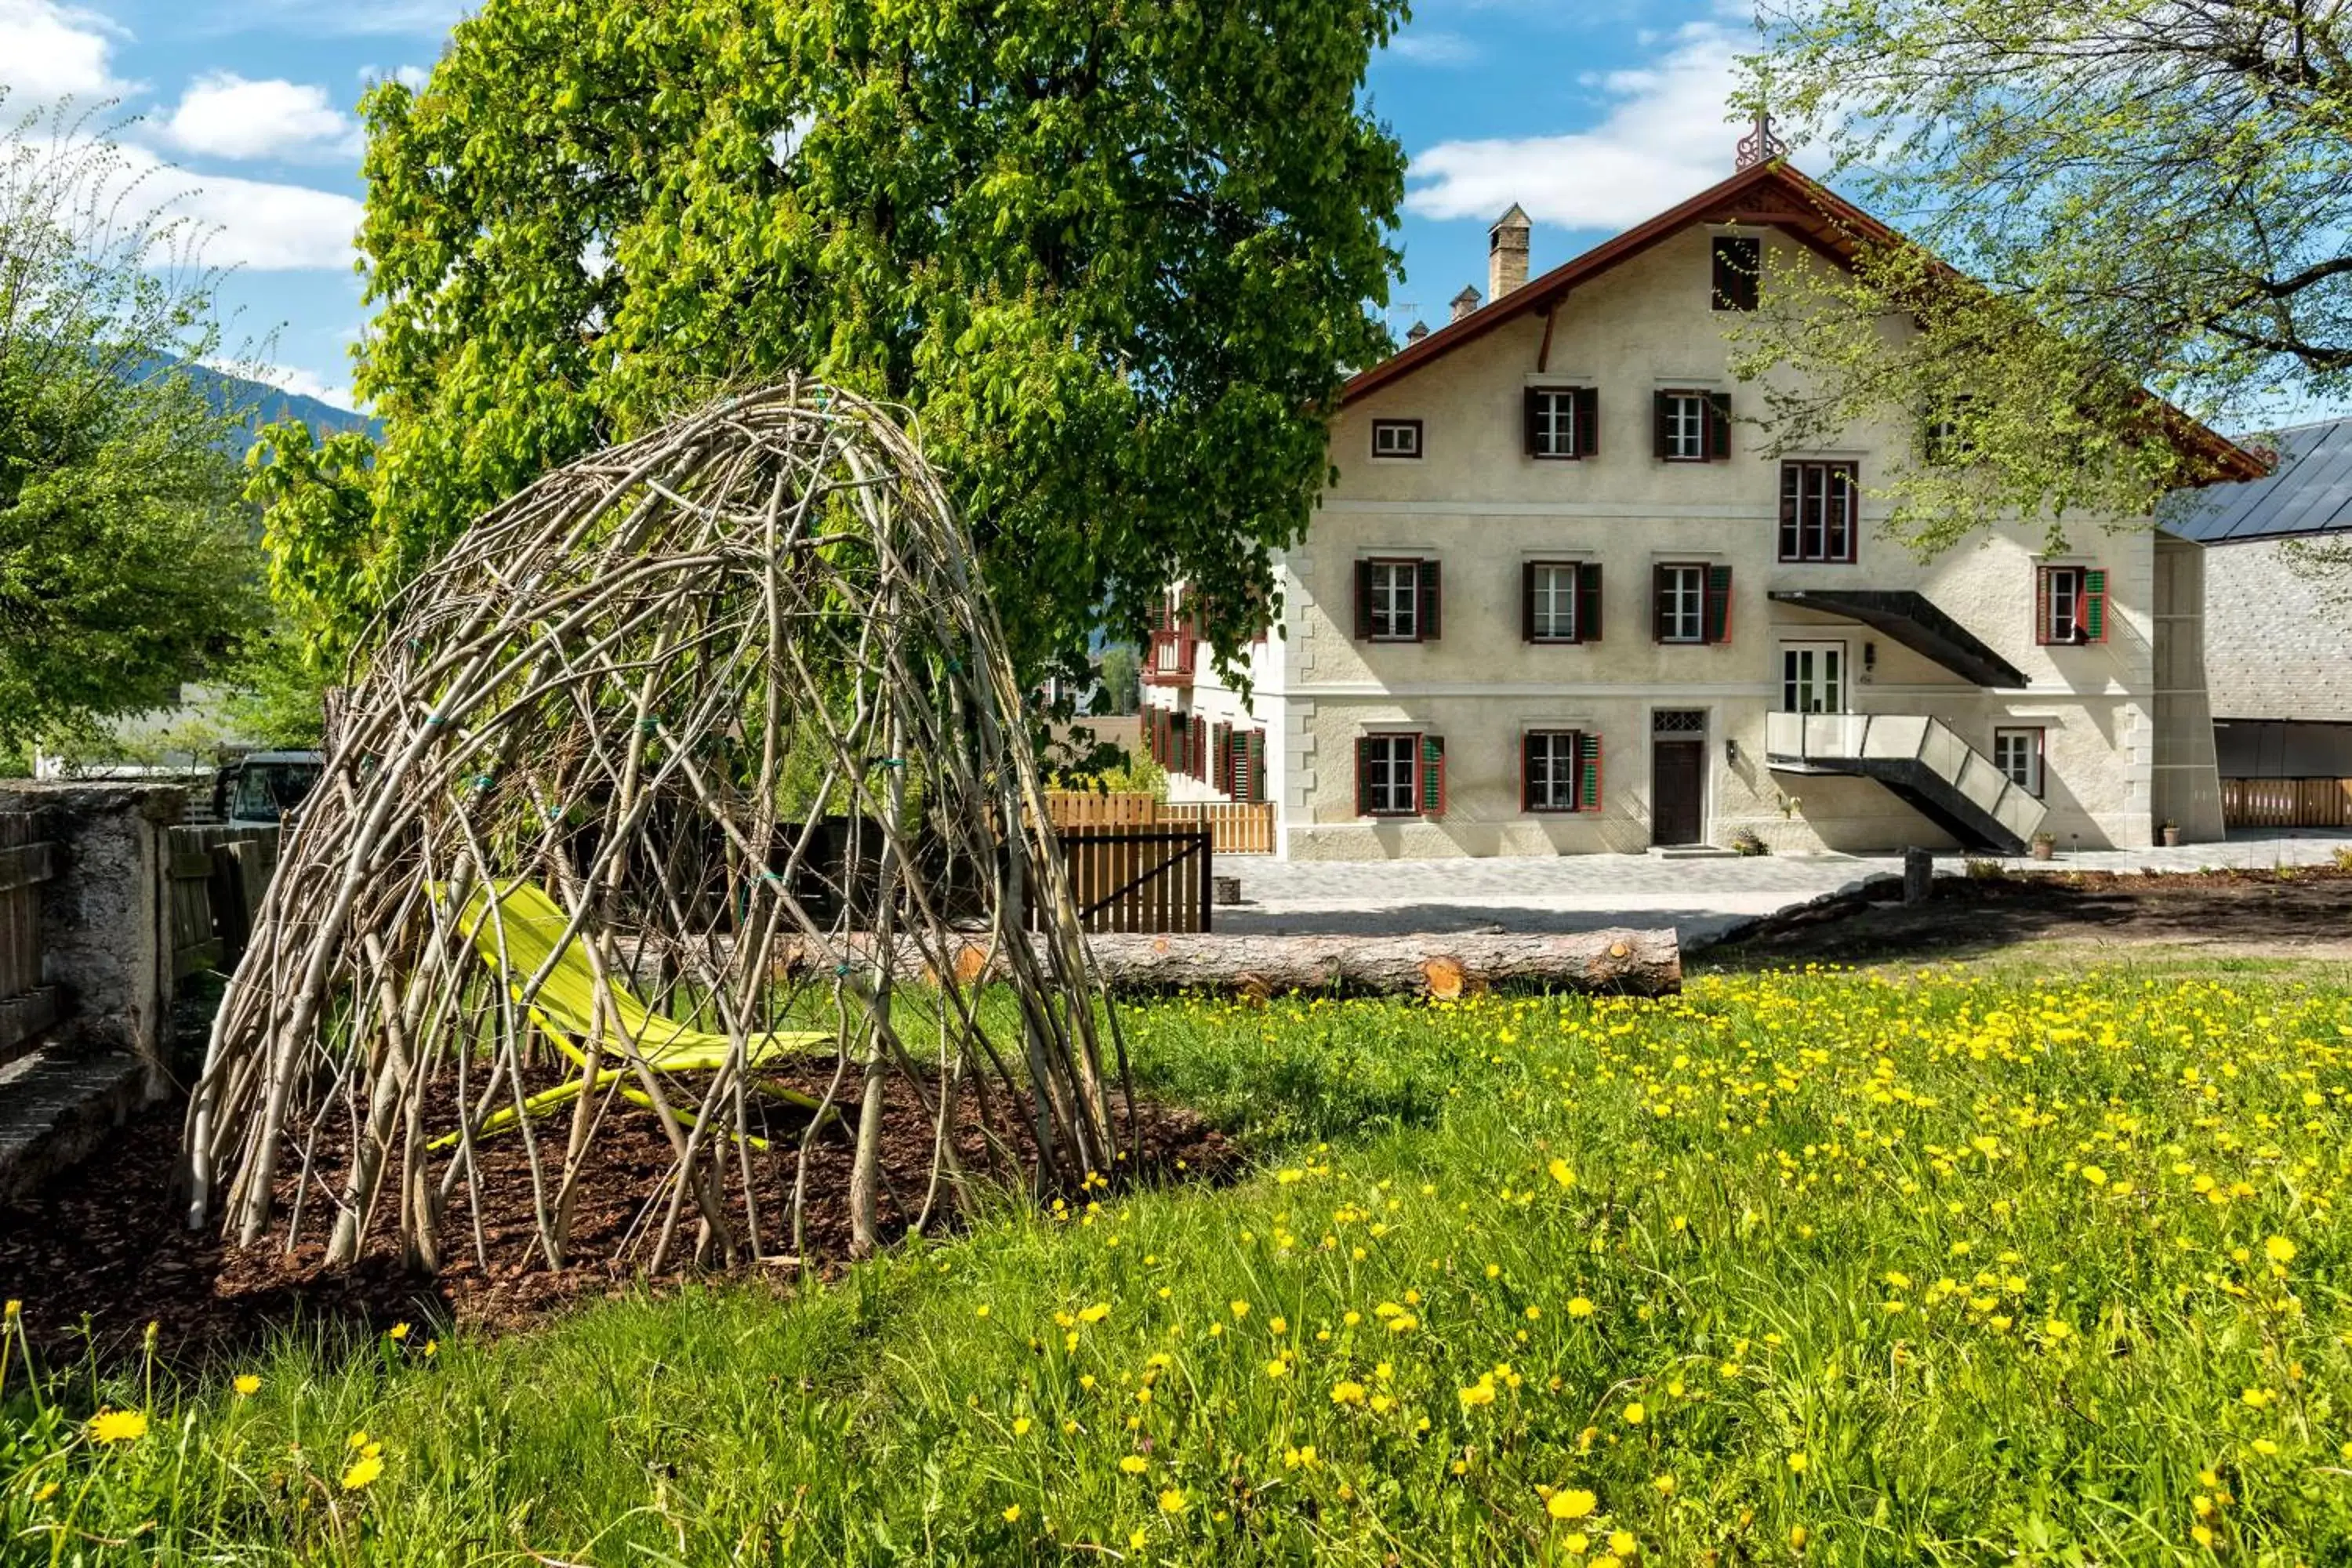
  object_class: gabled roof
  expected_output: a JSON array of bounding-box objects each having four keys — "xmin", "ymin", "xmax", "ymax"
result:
[
  {"xmin": 1344, "ymin": 160, "xmax": 2267, "ymax": 484},
  {"xmin": 2164, "ymin": 417, "xmax": 2352, "ymax": 542}
]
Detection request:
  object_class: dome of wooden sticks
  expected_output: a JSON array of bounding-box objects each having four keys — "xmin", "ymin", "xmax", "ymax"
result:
[{"xmin": 183, "ymin": 380, "xmax": 1122, "ymax": 1274}]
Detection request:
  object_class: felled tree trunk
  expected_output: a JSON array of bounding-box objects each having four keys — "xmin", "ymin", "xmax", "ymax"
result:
[
  {"xmin": 782, "ymin": 927, "xmax": 1680, "ymax": 1000},
  {"xmin": 1080, "ymin": 928, "xmax": 1679, "ymax": 999}
]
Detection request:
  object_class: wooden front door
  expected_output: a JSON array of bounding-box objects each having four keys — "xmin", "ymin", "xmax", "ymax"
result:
[{"xmin": 1652, "ymin": 740, "xmax": 1704, "ymax": 846}]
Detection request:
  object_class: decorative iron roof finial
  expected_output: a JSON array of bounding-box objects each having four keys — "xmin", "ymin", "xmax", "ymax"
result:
[{"xmin": 1736, "ymin": 107, "xmax": 1786, "ymax": 171}]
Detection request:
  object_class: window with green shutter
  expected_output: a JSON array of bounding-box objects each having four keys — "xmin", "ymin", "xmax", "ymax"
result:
[
  {"xmin": 1421, "ymin": 735, "xmax": 1446, "ymax": 815},
  {"xmin": 1577, "ymin": 731, "xmax": 1603, "ymax": 811}
]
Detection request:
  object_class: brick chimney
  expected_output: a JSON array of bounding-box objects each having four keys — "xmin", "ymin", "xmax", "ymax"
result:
[
  {"xmin": 1489, "ymin": 203, "xmax": 1530, "ymax": 300},
  {"xmin": 1450, "ymin": 285, "xmax": 1482, "ymax": 323},
  {"xmin": 1404, "ymin": 320, "xmax": 1430, "ymax": 344}
]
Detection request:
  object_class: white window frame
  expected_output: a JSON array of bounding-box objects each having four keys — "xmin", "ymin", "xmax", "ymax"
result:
[
  {"xmin": 1780, "ymin": 642, "xmax": 1847, "ymax": 714},
  {"xmin": 1529, "ymin": 561, "xmax": 1579, "ymax": 642},
  {"xmin": 1994, "ymin": 727, "xmax": 2045, "ymax": 797},
  {"xmin": 1363, "ymin": 733, "xmax": 1421, "ymax": 815},
  {"xmin": 1530, "ymin": 389, "xmax": 1577, "ymax": 459},
  {"xmin": 1367, "ymin": 559, "xmax": 1421, "ymax": 641},
  {"xmin": 1370, "ymin": 419, "xmax": 1422, "ymax": 460},
  {"xmin": 1657, "ymin": 564, "xmax": 1705, "ymax": 644},
  {"xmin": 1663, "ymin": 392, "xmax": 1708, "ymax": 461},
  {"xmin": 1526, "ymin": 730, "xmax": 1581, "ymax": 812},
  {"xmin": 2042, "ymin": 567, "xmax": 2085, "ymax": 645}
]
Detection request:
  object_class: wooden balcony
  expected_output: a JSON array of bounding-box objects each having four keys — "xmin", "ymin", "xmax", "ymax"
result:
[{"xmin": 1144, "ymin": 626, "xmax": 1196, "ymax": 688}]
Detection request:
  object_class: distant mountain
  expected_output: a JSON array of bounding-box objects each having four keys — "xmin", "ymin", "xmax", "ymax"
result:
[{"xmin": 145, "ymin": 358, "xmax": 382, "ymax": 453}]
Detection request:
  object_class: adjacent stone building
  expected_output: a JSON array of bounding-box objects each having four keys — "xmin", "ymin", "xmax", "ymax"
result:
[{"xmin": 2167, "ymin": 417, "xmax": 2352, "ymax": 784}]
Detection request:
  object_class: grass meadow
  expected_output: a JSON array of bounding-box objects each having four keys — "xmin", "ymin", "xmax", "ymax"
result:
[{"xmin": 4, "ymin": 964, "xmax": 2350, "ymax": 1564}]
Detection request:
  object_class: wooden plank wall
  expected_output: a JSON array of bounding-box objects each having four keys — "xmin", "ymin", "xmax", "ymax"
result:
[
  {"xmin": 165, "ymin": 823, "xmax": 282, "ymax": 980},
  {"xmin": 1052, "ymin": 826, "xmax": 1211, "ymax": 934},
  {"xmin": 1044, "ymin": 792, "xmax": 1273, "ymax": 855},
  {"xmin": 0, "ymin": 811, "xmax": 63, "ymax": 1067},
  {"xmin": 2220, "ymin": 778, "xmax": 2352, "ymax": 830}
]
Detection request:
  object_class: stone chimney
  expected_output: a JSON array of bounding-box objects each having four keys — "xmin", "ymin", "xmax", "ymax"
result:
[
  {"xmin": 1489, "ymin": 203, "xmax": 1531, "ymax": 300},
  {"xmin": 1450, "ymin": 285, "xmax": 1482, "ymax": 323},
  {"xmin": 1404, "ymin": 320, "xmax": 1430, "ymax": 345}
]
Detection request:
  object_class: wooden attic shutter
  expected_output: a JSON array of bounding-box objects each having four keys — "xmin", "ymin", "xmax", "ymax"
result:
[
  {"xmin": 1353, "ymin": 559, "xmax": 1374, "ymax": 641},
  {"xmin": 2082, "ymin": 568, "xmax": 2109, "ymax": 643},
  {"xmin": 1703, "ymin": 564, "xmax": 1734, "ymax": 644},
  {"xmin": 1705, "ymin": 392, "xmax": 1733, "ymax": 459},
  {"xmin": 1573, "ymin": 387, "xmax": 1599, "ymax": 457},
  {"xmin": 1421, "ymin": 734, "xmax": 1446, "ymax": 815},
  {"xmin": 1577, "ymin": 731, "xmax": 1603, "ymax": 811},
  {"xmin": 1417, "ymin": 559, "xmax": 1442, "ymax": 641},
  {"xmin": 1577, "ymin": 561, "xmax": 1602, "ymax": 642}
]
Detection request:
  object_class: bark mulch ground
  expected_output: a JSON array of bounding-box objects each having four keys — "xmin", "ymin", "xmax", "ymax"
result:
[
  {"xmin": 0, "ymin": 1062, "xmax": 1237, "ymax": 1368},
  {"xmin": 1708, "ymin": 862, "xmax": 2352, "ymax": 968}
]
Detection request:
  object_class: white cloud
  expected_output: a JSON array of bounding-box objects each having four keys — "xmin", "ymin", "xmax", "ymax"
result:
[
  {"xmin": 220, "ymin": 0, "xmax": 466, "ymax": 38},
  {"xmin": 1404, "ymin": 20, "xmax": 1751, "ymax": 228},
  {"xmin": 356, "ymin": 63, "xmax": 430, "ymax": 90},
  {"xmin": 160, "ymin": 162, "xmax": 363, "ymax": 268},
  {"xmin": 0, "ymin": 0, "xmax": 129, "ymax": 102},
  {"xmin": 60, "ymin": 136, "xmax": 365, "ymax": 269},
  {"xmin": 163, "ymin": 74, "xmax": 358, "ymax": 161},
  {"xmin": 1388, "ymin": 30, "xmax": 1479, "ymax": 67}
]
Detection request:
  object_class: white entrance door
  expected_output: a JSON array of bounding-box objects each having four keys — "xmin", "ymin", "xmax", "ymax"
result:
[{"xmin": 1780, "ymin": 643, "xmax": 1846, "ymax": 713}]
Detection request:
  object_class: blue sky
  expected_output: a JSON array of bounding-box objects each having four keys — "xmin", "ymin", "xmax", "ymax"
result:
[{"xmin": 5, "ymin": 0, "xmax": 1759, "ymax": 411}]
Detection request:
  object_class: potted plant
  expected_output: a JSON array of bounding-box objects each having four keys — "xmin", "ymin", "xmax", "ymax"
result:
[
  {"xmin": 2160, "ymin": 819, "xmax": 2180, "ymax": 847},
  {"xmin": 2030, "ymin": 830, "xmax": 2057, "ymax": 861}
]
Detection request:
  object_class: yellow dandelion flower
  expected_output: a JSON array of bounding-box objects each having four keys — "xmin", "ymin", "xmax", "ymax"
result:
[
  {"xmin": 1547, "ymin": 1487, "xmax": 1598, "ymax": 1520},
  {"xmin": 1787, "ymin": 1451, "xmax": 1808, "ymax": 1474},
  {"xmin": 2266, "ymin": 1236, "xmax": 2297, "ymax": 1264},
  {"xmin": 1331, "ymin": 1380, "xmax": 1367, "ymax": 1405},
  {"xmin": 1621, "ymin": 1401, "xmax": 1645, "ymax": 1425},
  {"xmin": 1011, "ymin": 1417, "xmax": 1032, "ymax": 1436},
  {"xmin": 1078, "ymin": 1303, "xmax": 1110, "ymax": 1324},
  {"xmin": 340, "ymin": 1452, "xmax": 383, "ymax": 1491},
  {"xmin": 233, "ymin": 1374, "xmax": 261, "ymax": 1398},
  {"xmin": 1002, "ymin": 1504, "xmax": 1022, "ymax": 1523},
  {"xmin": 1159, "ymin": 1488, "xmax": 1188, "ymax": 1515},
  {"xmin": 388, "ymin": 1322, "xmax": 410, "ymax": 1341},
  {"xmin": 1610, "ymin": 1530, "xmax": 1636, "ymax": 1555},
  {"xmin": 1566, "ymin": 1297, "xmax": 1596, "ymax": 1318},
  {"xmin": 1120, "ymin": 1455, "xmax": 1149, "ymax": 1475},
  {"xmin": 88, "ymin": 1409, "xmax": 147, "ymax": 1444}
]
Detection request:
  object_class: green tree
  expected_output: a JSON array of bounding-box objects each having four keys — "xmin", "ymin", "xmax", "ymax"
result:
[
  {"xmin": 0, "ymin": 114, "xmax": 261, "ymax": 752},
  {"xmin": 1096, "ymin": 644, "xmax": 1140, "ymax": 716},
  {"xmin": 1735, "ymin": 1, "xmax": 2305, "ymax": 551},
  {"xmin": 281, "ymin": 0, "xmax": 1409, "ymax": 682}
]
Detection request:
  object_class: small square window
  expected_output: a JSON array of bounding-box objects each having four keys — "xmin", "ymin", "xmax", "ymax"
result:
[
  {"xmin": 1662, "ymin": 392, "xmax": 1708, "ymax": 460},
  {"xmin": 1994, "ymin": 728, "xmax": 2044, "ymax": 797},
  {"xmin": 1371, "ymin": 419, "xmax": 1422, "ymax": 459},
  {"xmin": 1712, "ymin": 236, "xmax": 1759, "ymax": 312}
]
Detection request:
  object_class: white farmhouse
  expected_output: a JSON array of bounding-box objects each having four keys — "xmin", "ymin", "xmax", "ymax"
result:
[{"xmin": 1140, "ymin": 155, "xmax": 2263, "ymax": 861}]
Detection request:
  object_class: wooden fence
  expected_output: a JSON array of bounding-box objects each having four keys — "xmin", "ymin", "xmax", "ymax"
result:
[
  {"xmin": 1054, "ymin": 826, "xmax": 1212, "ymax": 934},
  {"xmin": 1045, "ymin": 792, "xmax": 1274, "ymax": 855},
  {"xmin": 2221, "ymin": 778, "xmax": 2352, "ymax": 830},
  {"xmin": 165, "ymin": 823, "xmax": 282, "ymax": 981},
  {"xmin": 0, "ymin": 812, "xmax": 61, "ymax": 1069}
]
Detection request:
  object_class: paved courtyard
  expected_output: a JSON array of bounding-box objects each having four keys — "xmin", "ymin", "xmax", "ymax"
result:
[{"xmin": 1210, "ymin": 830, "xmax": 2352, "ymax": 947}]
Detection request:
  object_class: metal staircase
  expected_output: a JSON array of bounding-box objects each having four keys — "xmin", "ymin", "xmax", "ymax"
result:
[{"xmin": 1765, "ymin": 713, "xmax": 2049, "ymax": 854}]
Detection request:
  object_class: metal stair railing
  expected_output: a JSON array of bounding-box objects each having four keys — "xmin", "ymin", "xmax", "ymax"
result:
[{"xmin": 1766, "ymin": 712, "xmax": 2049, "ymax": 845}]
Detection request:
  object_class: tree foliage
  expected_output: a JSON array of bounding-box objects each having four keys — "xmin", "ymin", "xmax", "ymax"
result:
[
  {"xmin": 1737, "ymin": 1, "xmax": 2312, "ymax": 548},
  {"xmin": 0, "ymin": 111, "xmax": 260, "ymax": 751},
  {"xmin": 282, "ymin": 0, "xmax": 1409, "ymax": 679}
]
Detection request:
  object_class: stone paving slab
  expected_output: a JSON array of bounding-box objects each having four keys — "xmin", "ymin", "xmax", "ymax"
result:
[{"xmin": 1209, "ymin": 831, "xmax": 2351, "ymax": 944}]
